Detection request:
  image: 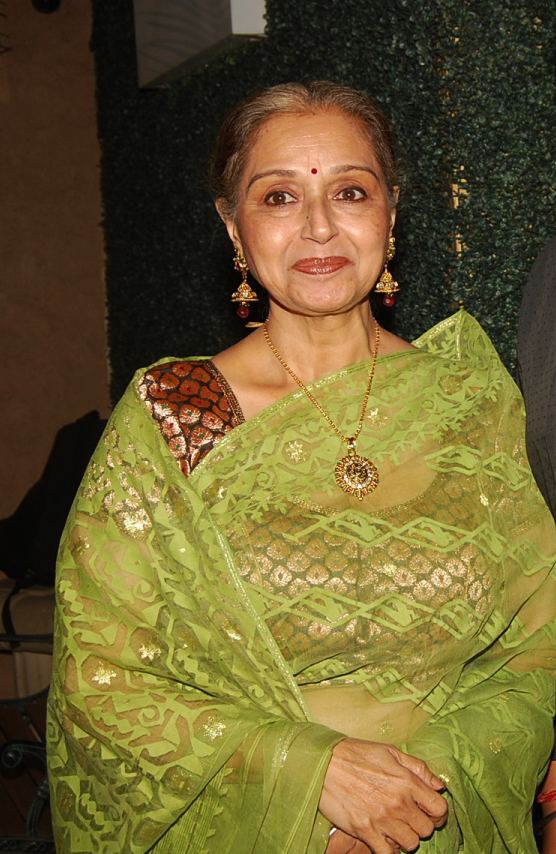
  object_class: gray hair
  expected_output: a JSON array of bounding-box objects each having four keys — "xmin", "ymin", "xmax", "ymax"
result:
[{"xmin": 210, "ymin": 80, "xmax": 400, "ymax": 218}]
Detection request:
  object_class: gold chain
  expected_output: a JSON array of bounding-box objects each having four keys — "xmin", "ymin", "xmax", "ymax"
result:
[{"xmin": 262, "ymin": 319, "xmax": 381, "ymax": 449}]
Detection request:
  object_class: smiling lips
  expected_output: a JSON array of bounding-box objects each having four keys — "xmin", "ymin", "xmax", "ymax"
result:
[{"xmin": 292, "ymin": 256, "xmax": 351, "ymax": 275}]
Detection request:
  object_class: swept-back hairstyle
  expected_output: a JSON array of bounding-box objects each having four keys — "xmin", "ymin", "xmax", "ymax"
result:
[{"xmin": 211, "ymin": 80, "xmax": 400, "ymax": 217}]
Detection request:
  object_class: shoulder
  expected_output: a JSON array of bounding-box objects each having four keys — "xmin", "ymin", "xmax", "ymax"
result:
[
  {"xmin": 379, "ymin": 328, "xmax": 416, "ymax": 355},
  {"xmin": 414, "ymin": 310, "xmax": 507, "ymax": 377},
  {"xmin": 523, "ymin": 236, "xmax": 556, "ymax": 298},
  {"xmin": 519, "ymin": 236, "xmax": 556, "ymax": 375},
  {"xmin": 136, "ymin": 359, "xmax": 243, "ymax": 476},
  {"xmin": 413, "ymin": 311, "xmax": 521, "ymax": 422},
  {"xmin": 138, "ymin": 358, "xmax": 218, "ymax": 403}
]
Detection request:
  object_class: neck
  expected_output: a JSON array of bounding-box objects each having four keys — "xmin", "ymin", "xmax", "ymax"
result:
[{"xmin": 262, "ymin": 303, "xmax": 377, "ymax": 383}]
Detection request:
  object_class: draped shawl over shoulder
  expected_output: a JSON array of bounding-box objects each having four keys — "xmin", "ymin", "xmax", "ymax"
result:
[{"xmin": 47, "ymin": 311, "xmax": 556, "ymax": 853}]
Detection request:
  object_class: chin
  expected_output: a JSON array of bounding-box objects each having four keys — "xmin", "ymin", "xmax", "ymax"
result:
[
  {"xmin": 289, "ymin": 304, "xmax": 364, "ymax": 319},
  {"xmin": 291, "ymin": 289, "xmax": 367, "ymax": 316}
]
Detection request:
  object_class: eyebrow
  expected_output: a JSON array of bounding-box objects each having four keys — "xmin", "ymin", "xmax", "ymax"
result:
[
  {"xmin": 246, "ymin": 169, "xmax": 297, "ymax": 192},
  {"xmin": 245, "ymin": 164, "xmax": 380, "ymax": 192},
  {"xmin": 331, "ymin": 164, "xmax": 381, "ymax": 181}
]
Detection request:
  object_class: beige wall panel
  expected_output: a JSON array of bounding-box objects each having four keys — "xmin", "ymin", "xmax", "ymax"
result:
[{"xmin": 0, "ymin": 1, "xmax": 109, "ymax": 517}]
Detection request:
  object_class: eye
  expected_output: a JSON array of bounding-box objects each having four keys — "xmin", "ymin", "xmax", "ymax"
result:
[
  {"xmin": 264, "ymin": 190, "xmax": 296, "ymax": 206},
  {"xmin": 335, "ymin": 186, "xmax": 367, "ymax": 202}
]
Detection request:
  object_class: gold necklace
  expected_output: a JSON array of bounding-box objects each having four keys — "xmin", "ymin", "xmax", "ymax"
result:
[{"xmin": 263, "ymin": 320, "xmax": 381, "ymax": 499}]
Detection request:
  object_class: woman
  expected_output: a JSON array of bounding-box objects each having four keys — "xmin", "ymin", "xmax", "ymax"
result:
[{"xmin": 47, "ymin": 82, "xmax": 556, "ymax": 853}]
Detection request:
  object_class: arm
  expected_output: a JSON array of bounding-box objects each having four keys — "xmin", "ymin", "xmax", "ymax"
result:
[
  {"xmin": 404, "ymin": 436, "xmax": 556, "ymax": 851},
  {"xmin": 324, "ymin": 371, "xmax": 554, "ymax": 853},
  {"xmin": 47, "ymin": 386, "xmax": 343, "ymax": 853}
]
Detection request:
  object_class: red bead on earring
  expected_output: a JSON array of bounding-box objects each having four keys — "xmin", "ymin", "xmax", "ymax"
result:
[
  {"xmin": 231, "ymin": 248, "xmax": 258, "ymax": 321},
  {"xmin": 375, "ymin": 236, "xmax": 400, "ymax": 308}
]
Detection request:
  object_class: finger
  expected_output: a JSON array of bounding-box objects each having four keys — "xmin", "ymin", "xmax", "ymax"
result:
[
  {"xmin": 383, "ymin": 821, "xmax": 420, "ymax": 852},
  {"xmin": 391, "ymin": 748, "xmax": 445, "ymax": 790},
  {"xmin": 384, "ymin": 748, "xmax": 448, "ymax": 820},
  {"xmin": 403, "ymin": 807, "xmax": 436, "ymax": 839},
  {"xmin": 425, "ymin": 804, "xmax": 449, "ymax": 829},
  {"xmin": 390, "ymin": 768, "xmax": 448, "ymax": 821},
  {"xmin": 326, "ymin": 829, "xmax": 360, "ymax": 854},
  {"xmin": 363, "ymin": 829, "xmax": 402, "ymax": 854},
  {"xmin": 327, "ymin": 828, "xmax": 371, "ymax": 854},
  {"xmin": 414, "ymin": 787, "xmax": 449, "ymax": 822},
  {"xmin": 390, "ymin": 772, "xmax": 448, "ymax": 824}
]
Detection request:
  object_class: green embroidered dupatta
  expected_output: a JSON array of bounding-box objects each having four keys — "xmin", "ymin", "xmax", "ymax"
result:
[{"xmin": 47, "ymin": 311, "xmax": 556, "ymax": 853}]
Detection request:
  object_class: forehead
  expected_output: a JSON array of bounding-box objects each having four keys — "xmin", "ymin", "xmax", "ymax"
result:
[{"xmin": 243, "ymin": 109, "xmax": 379, "ymax": 175}]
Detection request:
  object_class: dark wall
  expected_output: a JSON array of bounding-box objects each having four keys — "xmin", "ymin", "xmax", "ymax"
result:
[{"xmin": 92, "ymin": 1, "xmax": 556, "ymax": 401}]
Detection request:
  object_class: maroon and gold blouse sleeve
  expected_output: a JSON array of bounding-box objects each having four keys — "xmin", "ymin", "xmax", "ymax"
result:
[{"xmin": 138, "ymin": 360, "xmax": 244, "ymax": 476}]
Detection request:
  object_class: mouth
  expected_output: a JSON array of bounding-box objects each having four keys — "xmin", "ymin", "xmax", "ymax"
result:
[{"xmin": 292, "ymin": 256, "xmax": 351, "ymax": 275}]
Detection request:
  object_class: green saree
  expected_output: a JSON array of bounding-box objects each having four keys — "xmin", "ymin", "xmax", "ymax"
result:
[{"xmin": 47, "ymin": 311, "xmax": 556, "ymax": 852}]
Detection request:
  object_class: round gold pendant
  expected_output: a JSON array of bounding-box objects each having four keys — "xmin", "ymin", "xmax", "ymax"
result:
[{"xmin": 335, "ymin": 452, "xmax": 379, "ymax": 499}]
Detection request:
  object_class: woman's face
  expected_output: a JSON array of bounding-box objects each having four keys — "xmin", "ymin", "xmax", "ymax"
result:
[{"xmin": 220, "ymin": 108, "xmax": 396, "ymax": 318}]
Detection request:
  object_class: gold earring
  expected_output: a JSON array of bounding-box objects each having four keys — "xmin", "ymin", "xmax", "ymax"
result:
[
  {"xmin": 375, "ymin": 236, "xmax": 400, "ymax": 307},
  {"xmin": 231, "ymin": 248, "xmax": 258, "ymax": 319}
]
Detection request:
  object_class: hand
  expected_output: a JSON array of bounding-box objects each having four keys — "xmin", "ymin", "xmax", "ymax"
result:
[
  {"xmin": 326, "ymin": 828, "xmax": 371, "ymax": 853},
  {"xmin": 319, "ymin": 738, "xmax": 448, "ymax": 854}
]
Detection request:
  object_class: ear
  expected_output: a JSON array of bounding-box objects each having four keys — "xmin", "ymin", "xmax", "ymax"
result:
[
  {"xmin": 215, "ymin": 198, "xmax": 241, "ymax": 249},
  {"xmin": 389, "ymin": 186, "xmax": 399, "ymax": 232}
]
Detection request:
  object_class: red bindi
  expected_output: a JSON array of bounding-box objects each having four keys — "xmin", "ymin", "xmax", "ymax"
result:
[{"xmin": 311, "ymin": 167, "xmax": 318, "ymax": 174}]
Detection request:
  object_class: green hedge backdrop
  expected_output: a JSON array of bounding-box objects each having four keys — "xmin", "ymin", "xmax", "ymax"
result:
[{"xmin": 91, "ymin": 1, "xmax": 556, "ymax": 401}]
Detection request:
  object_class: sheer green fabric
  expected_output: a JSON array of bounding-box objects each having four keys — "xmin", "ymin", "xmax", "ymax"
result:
[{"xmin": 47, "ymin": 311, "xmax": 556, "ymax": 852}]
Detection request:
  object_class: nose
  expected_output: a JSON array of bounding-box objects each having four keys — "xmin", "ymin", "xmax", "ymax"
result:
[{"xmin": 301, "ymin": 196, "xmax": 337, "ymax": 244}]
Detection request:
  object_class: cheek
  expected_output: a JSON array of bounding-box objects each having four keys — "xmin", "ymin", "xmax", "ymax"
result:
[
  {"xmin": 340, "ymin": 203, "xmax": 390, "ymax": 236},
  {"xmin": 348, "ymin": 217, "xmax": 389, "ymax": 257},
  {"xmin": 243, "ymin": 221, "xmax": 291, "ymax": 274}
]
